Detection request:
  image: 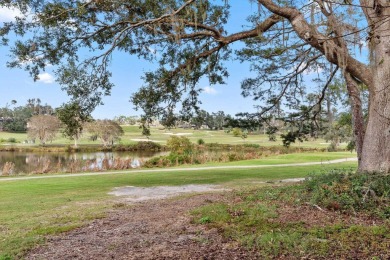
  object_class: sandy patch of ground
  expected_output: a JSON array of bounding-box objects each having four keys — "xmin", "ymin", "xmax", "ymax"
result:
[
  {"xmin": 163, "ymin": 133, "xmax": 193, "ymax": 136},
  {"xmin": 130, "ymin": 138, "xmax": 163, "ymax": 142},
  {"xmin": 108, "ymin": 185, "xmax": 227, "ymax": 202}
]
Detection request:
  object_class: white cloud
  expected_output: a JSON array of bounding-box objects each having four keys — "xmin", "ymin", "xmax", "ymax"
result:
[
  {"xmin": 0, "ymin": 7, "xmax": 23, "ymax": 22},
  {"xmin": 37, "ymin": 72, "xmax": 55, "ymax": 84},
  {"xmin": 202, "ymin": 86, "xmax": 217, "ymax": 95}
]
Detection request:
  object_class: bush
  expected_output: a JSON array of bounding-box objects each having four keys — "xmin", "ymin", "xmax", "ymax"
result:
[
  {"xmin": 7, "ymin": 138, "xmax": 17, "ymax": 143},
  {"xmin": 197, "ymin": 138, "xmax": 205, "ymax": 145},
  {"xmin": 166, "ymin": 136, "xmax": 193, "ymax": 155},
  {"xmin": 114, "ymin": 141, "xmax": 163, "ymax": 151},
  {"xmin": 143, "ymin": 156, "xmax": 172, "ymax": 168},
  {"xmin": 304, "ymin": 170, "xmax": 390, "ymax": 218},
  {"xmin": 132, "ymin": 141, "xmax": 162, "ymax": 151},
  {"xmin": 232, "ymin": 128, "xmax": 242, "ymax": 137},
  {"xmin": 242, "ymin": 143, "xmax": 260, "ymax": 148},
  {"xmin": 327, "ymin": 141, "xmax": 337, "ymax": 152}
]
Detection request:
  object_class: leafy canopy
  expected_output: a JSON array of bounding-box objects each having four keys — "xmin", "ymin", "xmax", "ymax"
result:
[{"xmin": 0, "ymin": 1, "xmax": 373, "ymax": 124}]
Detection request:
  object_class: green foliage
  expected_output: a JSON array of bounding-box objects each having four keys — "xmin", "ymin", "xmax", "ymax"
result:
[
  {"xmin": 198, "ymin": 216, "xmax": 212, "ymax": 224},
  {"xmin": 144, "ymin": 136, "xmax": 196, "ymax": 167},
  {"xmin": 327, "ymin": 141, "xmax": 337, "ymax": 152},
  {"xmin": 346, "ymin": 140, "xmax": 356, "ymax": 153},
  {"xmin": 266, "ymin": 126, "xmax": 278, "ymax": 141},
  {"xmin": 166, "ymin": 136, "xmax": 193, "ymax": 155},
  {"xmin": 197, "ymin": 138, "xmax": 205, "ymax": 145},
  {"xmin": 304, "ymin": 170, "xmax": 390, "ymax": 217},
  {"xmin": 140, "ymin": 123, "xmax": 151, "ymax": 139},
  {"xmin": 56, "ymin": 102, "xmax": 91, "ymax": 146},
  {"xmin": 232, "ymin": 127, "xmax": 242, "ymax": 137},
  {"xmin": 7, "ymin": 138, "xmax": 16, "ymax": 143},
  {"xmin": 242, "ymin": 143, "xmax": 260, "ymax": 148},
  {"xmin": 241, "ymin": 130, "xmax": 248, "ymax": 140},
  {"xmin": 1, "ymin": 106, "xmax": 33, "ymax": 132},
  {"xmin": 280, "ymin": 131, "xmax": 302, "ymax": 148},
  {"xmin": 115, "ymin": 141, "xmax": 162, "ymax": 152}
]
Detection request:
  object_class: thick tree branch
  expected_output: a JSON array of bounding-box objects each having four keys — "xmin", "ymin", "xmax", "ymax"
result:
[{"xmin": 258, "ymin": 0, "xmax": 372, "ymax": 88}]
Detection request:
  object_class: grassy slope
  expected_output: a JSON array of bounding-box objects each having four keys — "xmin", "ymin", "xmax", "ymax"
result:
[{"xmin": 0, "ymin": 159, "xmax": 356, "ymax": 258}]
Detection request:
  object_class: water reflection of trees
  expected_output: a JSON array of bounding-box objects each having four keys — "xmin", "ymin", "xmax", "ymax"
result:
[{"xmin": 0, "ymin": 151, "xmax": 162, "ymax": 175}]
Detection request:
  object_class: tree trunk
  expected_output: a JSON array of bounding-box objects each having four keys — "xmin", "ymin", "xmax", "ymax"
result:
[
  {"xmin": 359, "ymin": 4, "xmax": 390, "ymax": 172},
  {"xmin": 360, "ymin": 85, "xmax": 390, "ymax": 172}
]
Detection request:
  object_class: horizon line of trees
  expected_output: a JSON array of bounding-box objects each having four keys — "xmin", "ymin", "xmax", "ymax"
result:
[{"xmin": 0, "ymin": 93, "xmax": 354, "ymax": 150}]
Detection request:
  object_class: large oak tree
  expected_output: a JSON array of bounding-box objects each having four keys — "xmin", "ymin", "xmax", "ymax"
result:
[{"xmin": 1, "ymin": 0, "xmax": 389, "ymax": 172}]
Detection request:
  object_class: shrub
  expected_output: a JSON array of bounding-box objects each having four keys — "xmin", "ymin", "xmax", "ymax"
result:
[
  {"xmin": 166, "ymin": 136, "xmax": 193, "ymax": 155},
  {"xmin": 197, "ymin": 138, "xmax": 205, "ymax": 145},
  {"xmin": 304, "ymin": 170, "xmax": 390, "ymax": 218},
  {"xmin": 232, "ymin": 128, "xmax": 242, "ymax": 137},
  {"xmin": 346, "ymin": 140, "xmax": 356, "ymax": 152},
  {"xmin": 327, "ymin": 141, "xmax": 337, "ymax": 152},
  {"xmin": 242, "ymin": 143, "xmax": 260, "ymax": 148},
  {"xmin": 132, "ymin": 141, "xmax": 162, "ymax": 151},
  {"xmin": 7, "ymin": 138, "xmax": 17, "ymax": 143},
  {"xmin": 266, "ymin": 126, "xmax": 278, "ymax": 141}
]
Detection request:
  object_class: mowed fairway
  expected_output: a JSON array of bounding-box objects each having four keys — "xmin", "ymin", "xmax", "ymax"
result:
[
  {"xmin": 0, "ymin": 125, "xmax": 343, "ymax": 148},
  {"xmin": 0, "ymin": 152, "xmax": 357, "ymax": 259}
]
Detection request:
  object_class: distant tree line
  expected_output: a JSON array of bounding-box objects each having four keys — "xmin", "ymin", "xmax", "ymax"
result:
[
  {"xmin": 0, "ymin": 99, "xmax": 54, "ymax": 132},
  {"xmin": 0, "ymin": 89, "xmax": 355, "ymax": 150}
]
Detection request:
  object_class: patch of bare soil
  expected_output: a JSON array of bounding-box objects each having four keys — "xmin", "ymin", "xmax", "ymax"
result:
[
  {"xmin": 26, "ymin": 193, "xmax": 258, "ymax": 260},
  {"xmin": 109, "ymin": 185, "xmax": 227, "ymax": 202}
]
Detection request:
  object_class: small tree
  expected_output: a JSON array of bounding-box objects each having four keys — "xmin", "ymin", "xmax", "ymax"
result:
[
  {"xmin": 27, "ymin": 115, "xmax": 61, "ymax": 145},
  {"xmin": 56, "ymin": 102, "xmax": 91, "ymax": 148},
  {"xmin": 85, "ymin": 120, "xmax": 124, "ymax": 147}
]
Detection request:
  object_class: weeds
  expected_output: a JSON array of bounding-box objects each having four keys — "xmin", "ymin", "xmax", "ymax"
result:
[
  {"xmin": 304, "ymin": 170, "xmax": 390, "ymax": 218},
  {"xmin": 192, "ymin": 177, "xmax": 390, "ymax": 258},
  {"xmin": 1, "ymin": 162, "xmax": 15, "ymax": 176}
]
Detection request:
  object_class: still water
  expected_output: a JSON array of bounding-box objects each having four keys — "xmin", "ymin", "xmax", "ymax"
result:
[{"xmin": 0, "ymin": 151, "xmax": 166, "ymax": 175}]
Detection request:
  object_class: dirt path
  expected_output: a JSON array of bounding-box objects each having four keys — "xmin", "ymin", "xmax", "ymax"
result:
[
  {"xmin": 0, "ymin": 158, "xmax": 357, "ymax": 182},
  {"xmin": 26, "ymin": 193, "xmax": 258, "ymax": 260}
]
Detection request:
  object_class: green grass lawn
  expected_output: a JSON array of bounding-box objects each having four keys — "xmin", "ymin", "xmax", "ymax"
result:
[
  {"xmin": 0, "ymin": 159, "xmax": 357, "ymax": 259},
  {"xmin": 0, "ymin": 125, "xmax": 343, "ymax": 148},
  {"xmin": 182, "ymin": 151, "xmax": 356, "ymax": 167}
]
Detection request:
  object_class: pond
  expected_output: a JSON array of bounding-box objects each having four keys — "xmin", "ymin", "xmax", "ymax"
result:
[{"xmin": 0, "ymin": 151, "xmax": 166, "ymax": 175}]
